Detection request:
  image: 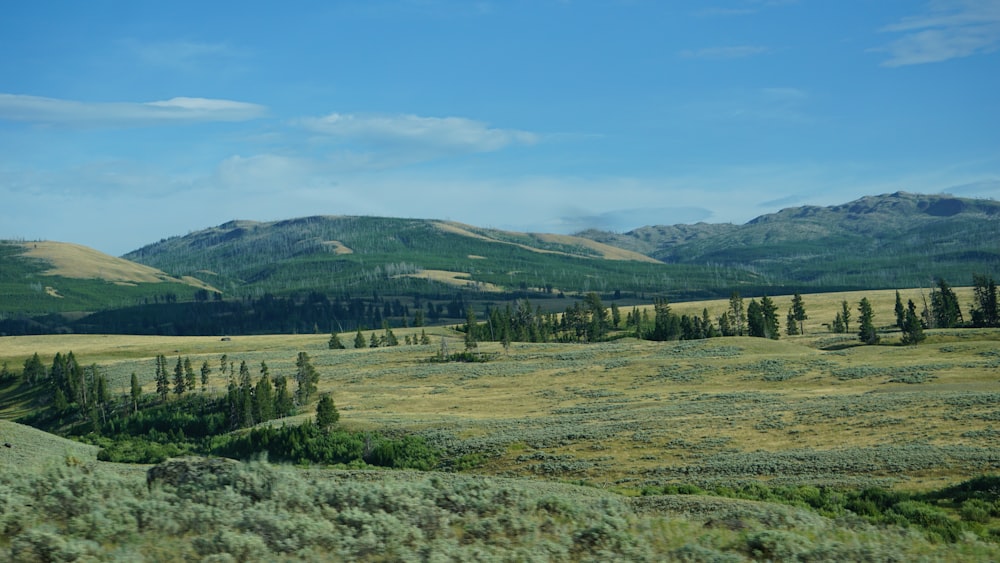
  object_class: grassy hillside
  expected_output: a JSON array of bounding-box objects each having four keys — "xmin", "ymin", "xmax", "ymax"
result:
[
  {"xmin": 0, "ymin": 241, "xmax": 213, "ymax": 316},
  {"xmin": 580, "ymin": 192, "xmax": 1000, "ymax": 290},
  {"xmin": 121, "ymin": 216, "xmax": 759, "ymax": 300}
]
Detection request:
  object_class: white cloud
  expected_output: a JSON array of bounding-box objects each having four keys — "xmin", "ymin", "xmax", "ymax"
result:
[
  {"xmin": 296, "ymin": 113, "xmax": 539, "ymax": 153},
  {"xmin": 875, "ymin": 0, "xmax": 1000, "ymax": 66},
  {"xmin": 0, "ymin": 94, "xmax": 266, "ymax": 126},
  {"xmin": 679, "ymin": 45, "xmax": 770, "ymax": 59}
]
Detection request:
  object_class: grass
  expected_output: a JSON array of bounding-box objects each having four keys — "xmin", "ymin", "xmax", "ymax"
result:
[{"xmin": 2, "ymin": 288, "xmax": 998, "ymax": 494}]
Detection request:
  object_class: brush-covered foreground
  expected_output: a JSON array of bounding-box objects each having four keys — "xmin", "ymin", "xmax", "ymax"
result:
[{"xmin": 2, "ymin": 456, "xmax": 1000, "ymax": 561}]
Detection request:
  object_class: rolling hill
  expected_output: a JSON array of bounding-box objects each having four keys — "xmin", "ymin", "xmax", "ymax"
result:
[
  {"xmin": 579, "ymin": 191, "xmax": 1000, "ymax": 288},
  {"xmin": 0, "ymin": 241, "xmax": 215, "ymax": 317}
]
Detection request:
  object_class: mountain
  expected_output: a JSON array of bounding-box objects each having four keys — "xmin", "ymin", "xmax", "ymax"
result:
[
  {"xmin": 0, "ymin": 241, "xmax": 215, "ymax": 316},
  {"xmin": 123, "ymin": 216, "xmax": 751, "ymax": 301},
  {"xmin": 578, "ymin": 192, "xmax": 1000, "ymax": 289}
]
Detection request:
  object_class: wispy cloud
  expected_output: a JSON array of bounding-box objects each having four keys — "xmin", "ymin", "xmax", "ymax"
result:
[
  {"xmin": 687, "ymin": 87, "xmax": 812, "ymax": 124},
  {"xmin": 296, "ymin": 112, "xmax": 539, "ymax": 154},
  {"xmin": 875, "ymin": 0, "xmax": 1000, "ymax": 66},
  {"xmin": 125, "ymin": 39, "xmax": 243, "ymax": 70},
  {"xmin": 679, "ymin": 45, "xmax": 770, "ymax": 59},
  {"xmin": 0, "ymin": 94, "xmax": 267, "ymax": 126}
]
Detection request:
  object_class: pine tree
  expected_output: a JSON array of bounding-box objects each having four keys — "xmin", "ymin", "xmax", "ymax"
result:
[
  {"xmin": 464, "ymin": 307, "xmax": 479, "ymax": 350},
  {"xmin": 931, "ymin": 278, "xmax": 963, "ymax": 328},
  {"xmin": 200, "ymin": 360, "xmax": 211, "ymax": 392},
  {"xmin": 420, "ymin": 329, "xmax": 431, "ymax": 345},
  {"xmin": 858, "ymin": 297, "xmax": 879, "ymax": 345},
  {"xmin": 840, "ymin": 300, "xmax": 852, "ymax": 333},
  {"xmin": 295, "ymin": 352, "xmax": 319, "ymax": 405},
  {"xmin": 273, "ymin": 374, "xmax": 294, "ymax": 418},
  {"xmin": 786, "ymin": 308, "xmax": 799, "ymax": 336},
  {"xmin": 354, "ymin": 328, "xmax": 366, "ymax": 349},
  {"xmin": 894, "ymin": 290, "xmax": 906, "ymax": 330},
  {"xmin": 790, "ymin": 293, "xmax": 807, "ymax": 335},
  {"xmin": 155, "ymin": 355, "xmax": 170, "ymax": 402},
  {"xmin": 901, "ymin": 299, "xmax": 926, "ymax": 345},
  {"xmin": 253, "ymin": 371, "xmax": 275, "ymax": 424},
  {"xmin": 832, "ymin": 312, "xmax": 845, "ymax": 333},
  {"xmin": 970, "ymin": 274, "xmax": 999, "ymax": 327},
  {"xmin": 728, "ymin": 292, "xmax": 745, "ymax": 336},
  {"xmin": 329, "ymin": 331, "xmax": 346, "ymax": 349},
  {"xmin": 760, "ymin": 295, "xmax": 779, "ymax": 339},
  {"xmin": 184, "ymin": 357, "xmax": 196, "ymax": 391},
  {"xmin": 747, "ymin": 299, "xmax": 764, "ymax": 338},
  {"xmin": 173, "ymin": 356, "xmax": 186, "ymax": 396},
  {"xmin": 315, "ymin": 394, "xmax": 339, "ymax": 430}
]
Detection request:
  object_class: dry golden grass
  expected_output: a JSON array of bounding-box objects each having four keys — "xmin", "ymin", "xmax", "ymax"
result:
[
  {"xmin": 398, "ymin": 270, "xmax": 504, "ymax": 292},
  {"xmin": 432, "ymin": 221, "xmax": 660, "ymax": 262},
  {"xmin": 2, "ymin": 296, "xmax": 997, "ymax": 492},
  {"xmin": 17, "ymin": 241, "xmax": 216, "ymax": 291}
]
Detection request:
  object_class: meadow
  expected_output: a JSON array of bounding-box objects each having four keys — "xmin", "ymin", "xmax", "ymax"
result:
[{"xmin": 3, "ymin": 288, "xmax": 1000, "ymax": 560}]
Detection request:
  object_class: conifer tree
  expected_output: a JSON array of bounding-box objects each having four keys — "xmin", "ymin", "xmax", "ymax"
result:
[
  {"xmin": 294, "ymin": 352, "xmax": 319, "ymax": 405},
  {"xmin": 971, "ymin": 274, "xmax": 999, "ymax": 327},
  {"xmin": 760, "ymin": 295, "xmax": 779, "ymax": 339},
  {"xmin": 200, "ymin": 360, "xmax": 211, "ymax": 392},
  {"xmin": 728, "ymin": 292, "xmax": 745, "ymax": 336},
  {"xmin": 173, "ymin": 356, "xmax": 186, "ymax": 396},
  {"xmin": 790, "ymin": 293, "xmax": 807, "ymax": 335},
  {"xmin": 354, "ymin": 328, "xmax": 366, "ymax": 349},
  {"xmin": 901, "ymin": 299, "xmax": 926, "ymax": 345},
  {"xmin": 894, "ymin": 290, "xmax": 906, "ymax": 330},
  {"xmin": 155, "ymin": 355, "xmax": 170, "ymax": 402},
  {"xmin": 315, "ymin": 393, "xmax": 339, "ymax": 430},
  {"xmin": 329, "ymin": 331, "xmax": 346, "ymax": 349},
  {"xmin": 931, "ymin": 278, "xmax": 963, "ymax": 328},
  {"xmin": 786, "ymin": 308, "xmax": 799, "ymax": 335},
  {"xmin": 840, "ymin": 300, "xmax": 852, "ymax": 333},
  {"xmin": 184, "ymin": 357, "xmax": 196, "ymax": 392},
  {"xmin": 858, "ymin": 297, "xmax": 879, "ymax": 345}
]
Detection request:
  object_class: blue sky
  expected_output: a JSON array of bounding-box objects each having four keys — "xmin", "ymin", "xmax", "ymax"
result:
[{"xmin": 2, "ymin": 0, "xmax": 999, "ymax": 256}]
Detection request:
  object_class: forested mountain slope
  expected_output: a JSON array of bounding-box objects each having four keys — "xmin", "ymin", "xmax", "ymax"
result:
[
  {"xmin": 123, "ymin": 216, "xmax": 750, "ymax": 300},
  {"xmin": 578, "ymin": 192, "xmax": 1000, "ymax": 288}
]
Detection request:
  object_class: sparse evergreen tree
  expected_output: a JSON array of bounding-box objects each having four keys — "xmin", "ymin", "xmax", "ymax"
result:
[
  {"xmin": 611, "ymin": 302, "xmax": 621, "ymax": 329},
  {"xmin": 328, "ymin": 331, "xmax": 346, "ymax": 349},
  {"xmin": 760, "ymin": 295, "xmax": 779, "ymax": 339},
  {"xmin": 173, "ymin": 356, "xmax": 186, "ymax": 396},
  {"xmin": 130, "ymin": 372, "xmax": 142, "ymax": 413},
  {"xmin": 200, "ymin": 360, "xmax": 211, "ymax": 392},
  {"xmin": 786, "ymin": 308, "xmax": 799, "ymax": 336},
  {"xmin": 894, "ymin": 290, "xmax": 906, "ymax": 330},
  {"xmin": 413, "ymin": 308, "xmax": 425, "ymax": 327},
  {"xmin": 858, "ymin": 297, "xmax": 879, "ymax": 345},
  {"xmin": 294, "ymin": 352, "xmax": 319, "ymax": 405},
  {"xmin": 155, "ymin": 355, "xmax": 169, "ymax": 402},
  {"xmin": 273, "ymin": 374, "xmax": 294, "ymax": 418},
  {"xmin": 420, "ymin": 329, "xmax": 431, "ymax": 345},
  {"xmin": 702, "ymin": 308, "xmax": 718, "ymax": 338},
  {"xmin": 931, "ymin": 278, "xmax": 963, "ymax": 328},
  {"xmin": 315, "ymin": 393, "xmax": 339, "ymax": 430},
  {"xmin": 790, "ymin": 293, "xmax": 807, "ymax": 334},
  {"xmin": 369, "ymin": 332, "xmax": 379, "ymax": 348},
  {"xmin": 219, "ymin": 354, "xmax": 229, "ymax": 380},
  {"xmin": 184, "ymin": 357, "xmax": 196, "ymax": 391},
  {"xmin": 383, "ymin": 321, "xmax": 399, "ymax": 346},
  {"xmin": 832, "ymin": 312, "xmax": 846, "ymax": 333},
  {"xmin": 841, "ymin": 300, "xmax": 852, "ymax": 333},
  {"xmin": 728, "ymin": 292, "xmax": 746, "ymax": 336},
  {"xmin": 23, "ymin": 353, "xmax": 45, "ymax": 386},
  {"xmin": 718, "ymin": 312, "xmax": 733, "ymax": 337},
  {"xmin": 354, "ymin": 328, "xmax": 366, "ymax": 349},
  {"xmin": 901, "ymin": 299, "xmax": 926, "ymax": 345},
  {"xmin": 464, "ymin": 307, "xmax": 478, "ymax": 351},
  {"xmin": 970, "ymin": 274, "xmax": 999, "ymax": 328},
  {"xmin": 253, "ymin": 371, "xmax": 275, "ymax": 424},
  {"xmin": 747, "ymin": 299, "xmax": 764, "ymax": 338}
]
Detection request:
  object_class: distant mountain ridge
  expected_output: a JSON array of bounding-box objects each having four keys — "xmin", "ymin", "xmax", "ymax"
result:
[
  {"xmin": 576, "ymin": 191, "xmax": 1000, "ymax": 288},
  {"xmin": 3, "ymin": 192, "xmax": 998, "ymax": 331}
]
